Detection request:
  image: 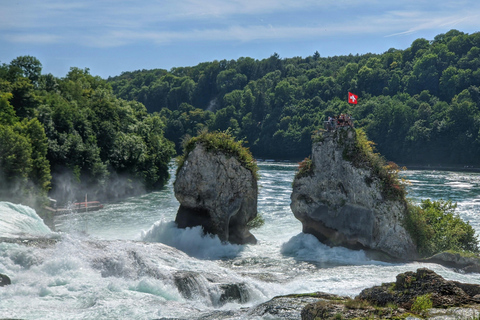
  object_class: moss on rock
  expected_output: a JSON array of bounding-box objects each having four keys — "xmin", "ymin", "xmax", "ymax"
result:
[{"xmin": 177, "ymin": 130, "xmax": 258, "ymax": 179}]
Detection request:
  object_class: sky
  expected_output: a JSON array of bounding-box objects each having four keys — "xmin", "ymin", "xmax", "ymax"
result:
[{"xmin": 1, "ymin": 0, "xmax": 480, "ymax": 79}]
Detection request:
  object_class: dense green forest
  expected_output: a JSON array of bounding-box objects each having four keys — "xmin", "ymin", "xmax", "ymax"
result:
[
  {"xmin": 0, "ymin": 56, "xmax": 175, "ymax": 208},
  {"xmin": 108, "ymin": 29, "xmax": 480, "ymax": 166}
]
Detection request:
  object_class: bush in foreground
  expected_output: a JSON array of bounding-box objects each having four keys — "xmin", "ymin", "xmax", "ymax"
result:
[{"xmin": 404, "ymin": 199, "xmax": 479, "ymax": 257}]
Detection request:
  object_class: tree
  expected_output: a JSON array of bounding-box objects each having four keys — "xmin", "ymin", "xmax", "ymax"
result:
[
  {"xmin": 216, "ymin": 69, "xmax": 247, "ymax": 96},
  {"xmin": 0, "ymin": 124, "xmax": 32, "ymax": 200},
  {"xmin": 411, "ymin": 38, "xmax": 430, "ymax": 57},
  {"xmin": 19, "ymin": 118, "xmax": 51, "ymax": 193},
  {"xmin": 0, "ymin": 92, "xmax": 17, "ymax": 125},
  {"xmin": 9, "ymin": 55, "xmax": 42, "ymax": 85},
  {"xmin": 411, "ymin": 53, "xmax": 440, "ymax": 96},
  {"xmin": 439, "ymin": 66, "xmax": 458, "ymax": 101},
  {"xmin": 447, "ymin": 33, "xmax": 472, "ymax": 56},
  {"xmin": 10, "ymin": 77, "xmax": 39, "ymax": 118}
]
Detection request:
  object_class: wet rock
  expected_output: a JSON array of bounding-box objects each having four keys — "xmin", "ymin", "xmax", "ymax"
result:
[
  {"xmin": 249, "ymin": 295, "xmax": 327, "ymax": 319},
  {"xmin": 173, "ymin": 271, "xmax": 208, "ymax": 300},
  {"xmin": 290, "ymin": 128, "xmax": 417, "ymax": 259},
  {"xmin": 218, "ymin": 283, "xmax": 249, "ymax": 304},
  {"xmin": 423, "ymin": 251, "xmax": 480, "ymax": 274},
  {"xmin": 358, "ymin": 268, "xmax": 480, "ymax": 309},
  {"xmin": 174, "ymin": 143, "xmax": 258, "ymax": 245},
  {"xmin": 298, "ymin": 270, "xmax": 480, "ymax": 319},
  {"xmin": 0, "ymin": 273, "xmax": 11, "ymax": 286},
  {"xmin": 173, "ymin": 271, "xmax": 250, "ymax": 307}
]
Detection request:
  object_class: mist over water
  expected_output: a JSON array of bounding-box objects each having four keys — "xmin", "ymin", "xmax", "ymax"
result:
[{"xmin": 1, "ymin": 164, "xmax": 480, "ymax": 319}]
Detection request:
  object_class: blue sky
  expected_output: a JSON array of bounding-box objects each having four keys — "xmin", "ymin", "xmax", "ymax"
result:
[{"xmin": 1, "ymin": 0, "xmax": 480, "ymax": 79}]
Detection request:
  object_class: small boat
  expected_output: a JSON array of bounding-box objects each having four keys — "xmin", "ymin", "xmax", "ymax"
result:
[
  {"xmin": 72, "ymin": 201, "xmax": 104, "ymax": 213},
  {"xmin": 45, "ymin": 197, "xmax": 104, "ymax": 215}
]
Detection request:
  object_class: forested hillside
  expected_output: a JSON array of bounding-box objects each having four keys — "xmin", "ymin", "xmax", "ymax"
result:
[
  {"xmin": 108, "ymin": 29, "xmax": 480, "ymax": 166},
  {"xmin": 0, "ymin": 57, "xmax": 175, "ymax": 207}
]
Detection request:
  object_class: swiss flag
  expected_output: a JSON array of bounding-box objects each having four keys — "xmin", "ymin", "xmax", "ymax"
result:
[{"xmin": 348, "ymin": 92, "xmax": 358, "ymax": 104}]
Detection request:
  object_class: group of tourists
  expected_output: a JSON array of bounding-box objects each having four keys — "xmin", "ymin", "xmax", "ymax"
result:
[{"xmin": 325, "ymin": 114, "xmax": 354, "ymax": 131}]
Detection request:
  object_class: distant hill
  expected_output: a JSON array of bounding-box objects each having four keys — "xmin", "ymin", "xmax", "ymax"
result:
[{"xmin": 108, "ymin": 29, "xmax": 480, "ymax": 166}]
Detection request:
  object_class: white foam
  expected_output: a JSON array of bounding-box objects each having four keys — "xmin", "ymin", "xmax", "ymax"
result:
[
  {"xmin": 445, "ymin": 181, "xmax": 473, "ymax": 189},
  {"xmin": 141, "ymin": 220, "xmax": 244, "ymax": 259},
  {"xmin": 0, "ymin": 202, "xmax": 52, "ymax": 238},
  {"xmin": 281, "ymin": 233, "xmax": 390, "ymax": 267}
]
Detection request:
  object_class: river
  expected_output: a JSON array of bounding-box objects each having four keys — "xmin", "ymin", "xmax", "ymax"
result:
[{"xmin": 1, "ymin": 163, "xmax": 480, "ymax": 319}]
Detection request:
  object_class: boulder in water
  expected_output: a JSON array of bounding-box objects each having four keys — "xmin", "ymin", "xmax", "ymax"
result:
[
  {"xmin": 0, "ymin": 273, "xmax": 11, "ymax": 287},
  {"xmin": 290, "ymin": 128, "xmax": 417, "ymax": 260},
  {"xmin": 358, "ymin": 268, "xmax": 480, "ymax": 308},
  {"xmin": 173, "ymin": 271, "xmax": 250, "ymax": 307},
  {"xmin": 174, "ymin": 132, "xmax": 258, "ymax": 245}
]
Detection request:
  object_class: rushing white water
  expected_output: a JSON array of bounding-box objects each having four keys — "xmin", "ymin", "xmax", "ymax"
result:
[
  {"xmin": 0, "ymin": 202, "xmax": 52, "ymax": 238},
  {"xmin": 1, "ymin": 164, "xmax": 480, "ymax": 319}
]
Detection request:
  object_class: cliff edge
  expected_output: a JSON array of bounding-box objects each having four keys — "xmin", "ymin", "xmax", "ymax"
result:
[{"xmin": 290, "ymin": 128, "xmax": 417, "ymax": 260}]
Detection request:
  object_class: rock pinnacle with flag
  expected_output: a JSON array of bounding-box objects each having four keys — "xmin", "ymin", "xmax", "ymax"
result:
[{"xmin": 348, "ymin": 92, "xmax": 358, "ymax": 104}]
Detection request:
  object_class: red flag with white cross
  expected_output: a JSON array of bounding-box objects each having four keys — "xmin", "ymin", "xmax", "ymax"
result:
[{"xmin": 348, "ymin": 92, "xmax": 358, "ymax": 104}]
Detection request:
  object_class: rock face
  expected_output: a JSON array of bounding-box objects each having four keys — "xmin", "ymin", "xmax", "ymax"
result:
[
  {"xmin": 174, "ymin": 143, "xmax": 258, "ymax": 245},
  {"xmin": 290, "ymin": 128, "xmax": 417, "ymax": 259}
]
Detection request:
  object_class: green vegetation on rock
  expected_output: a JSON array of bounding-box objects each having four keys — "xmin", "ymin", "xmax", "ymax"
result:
[
  {"xmin": 295, "ymin": 156, "xmax": 314, "ymax": 179},
  {"xmin": 246, "ymin": 213, "xmax": 265, "ymax": 230},
  {"xmin": 411, "ymin": 293, "xmax": 433, "ymax": 315},
  {"xmin": 177, "ymin": 130, "xmax": 258, "ymax": 179},
  {"xmin": 337, "ymin": 128, "xmax": 479, "ymax": 258},
  {"xmin": 348, "ymin": 129, "xmax": 479, "ymax": 257},
  {"xmin": 342, "ymin": 128, "xmax": 407, "ymax": 201},
  {"xmin": 405, "ymin": 199, "xmax": 479, "ymax": 257}
]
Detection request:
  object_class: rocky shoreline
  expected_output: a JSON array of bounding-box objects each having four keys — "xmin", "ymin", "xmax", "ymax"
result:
[
  {"xmin": 247, "ymin": 268, "xmax": 480, "ymax": 320},
  {"xmin": 150, "ymin": 268, "xmax": 480, "ymax": 319}
]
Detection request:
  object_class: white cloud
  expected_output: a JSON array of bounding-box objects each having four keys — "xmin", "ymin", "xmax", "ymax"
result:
[
  {"xmin": 384, "ymin": 11, "xmax": 480, "ymax": 37},
  {"xmin": 4, "ymin": 33, "xmax": 62, "ymax": 44}
]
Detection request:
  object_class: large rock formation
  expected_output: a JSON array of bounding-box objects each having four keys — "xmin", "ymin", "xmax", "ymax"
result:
[
  {"xmin": 174, "ymin": 143, "xmax": 258, "ymax": 245},
  {"xmin": 290, "ymin": 128, "xmax": 417, "ymax": 259}
]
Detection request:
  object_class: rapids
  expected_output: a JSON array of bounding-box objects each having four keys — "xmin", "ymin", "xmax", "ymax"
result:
[{"xmin": 1, "ymin": 163, "xmax": 480, "ymax": 319}]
